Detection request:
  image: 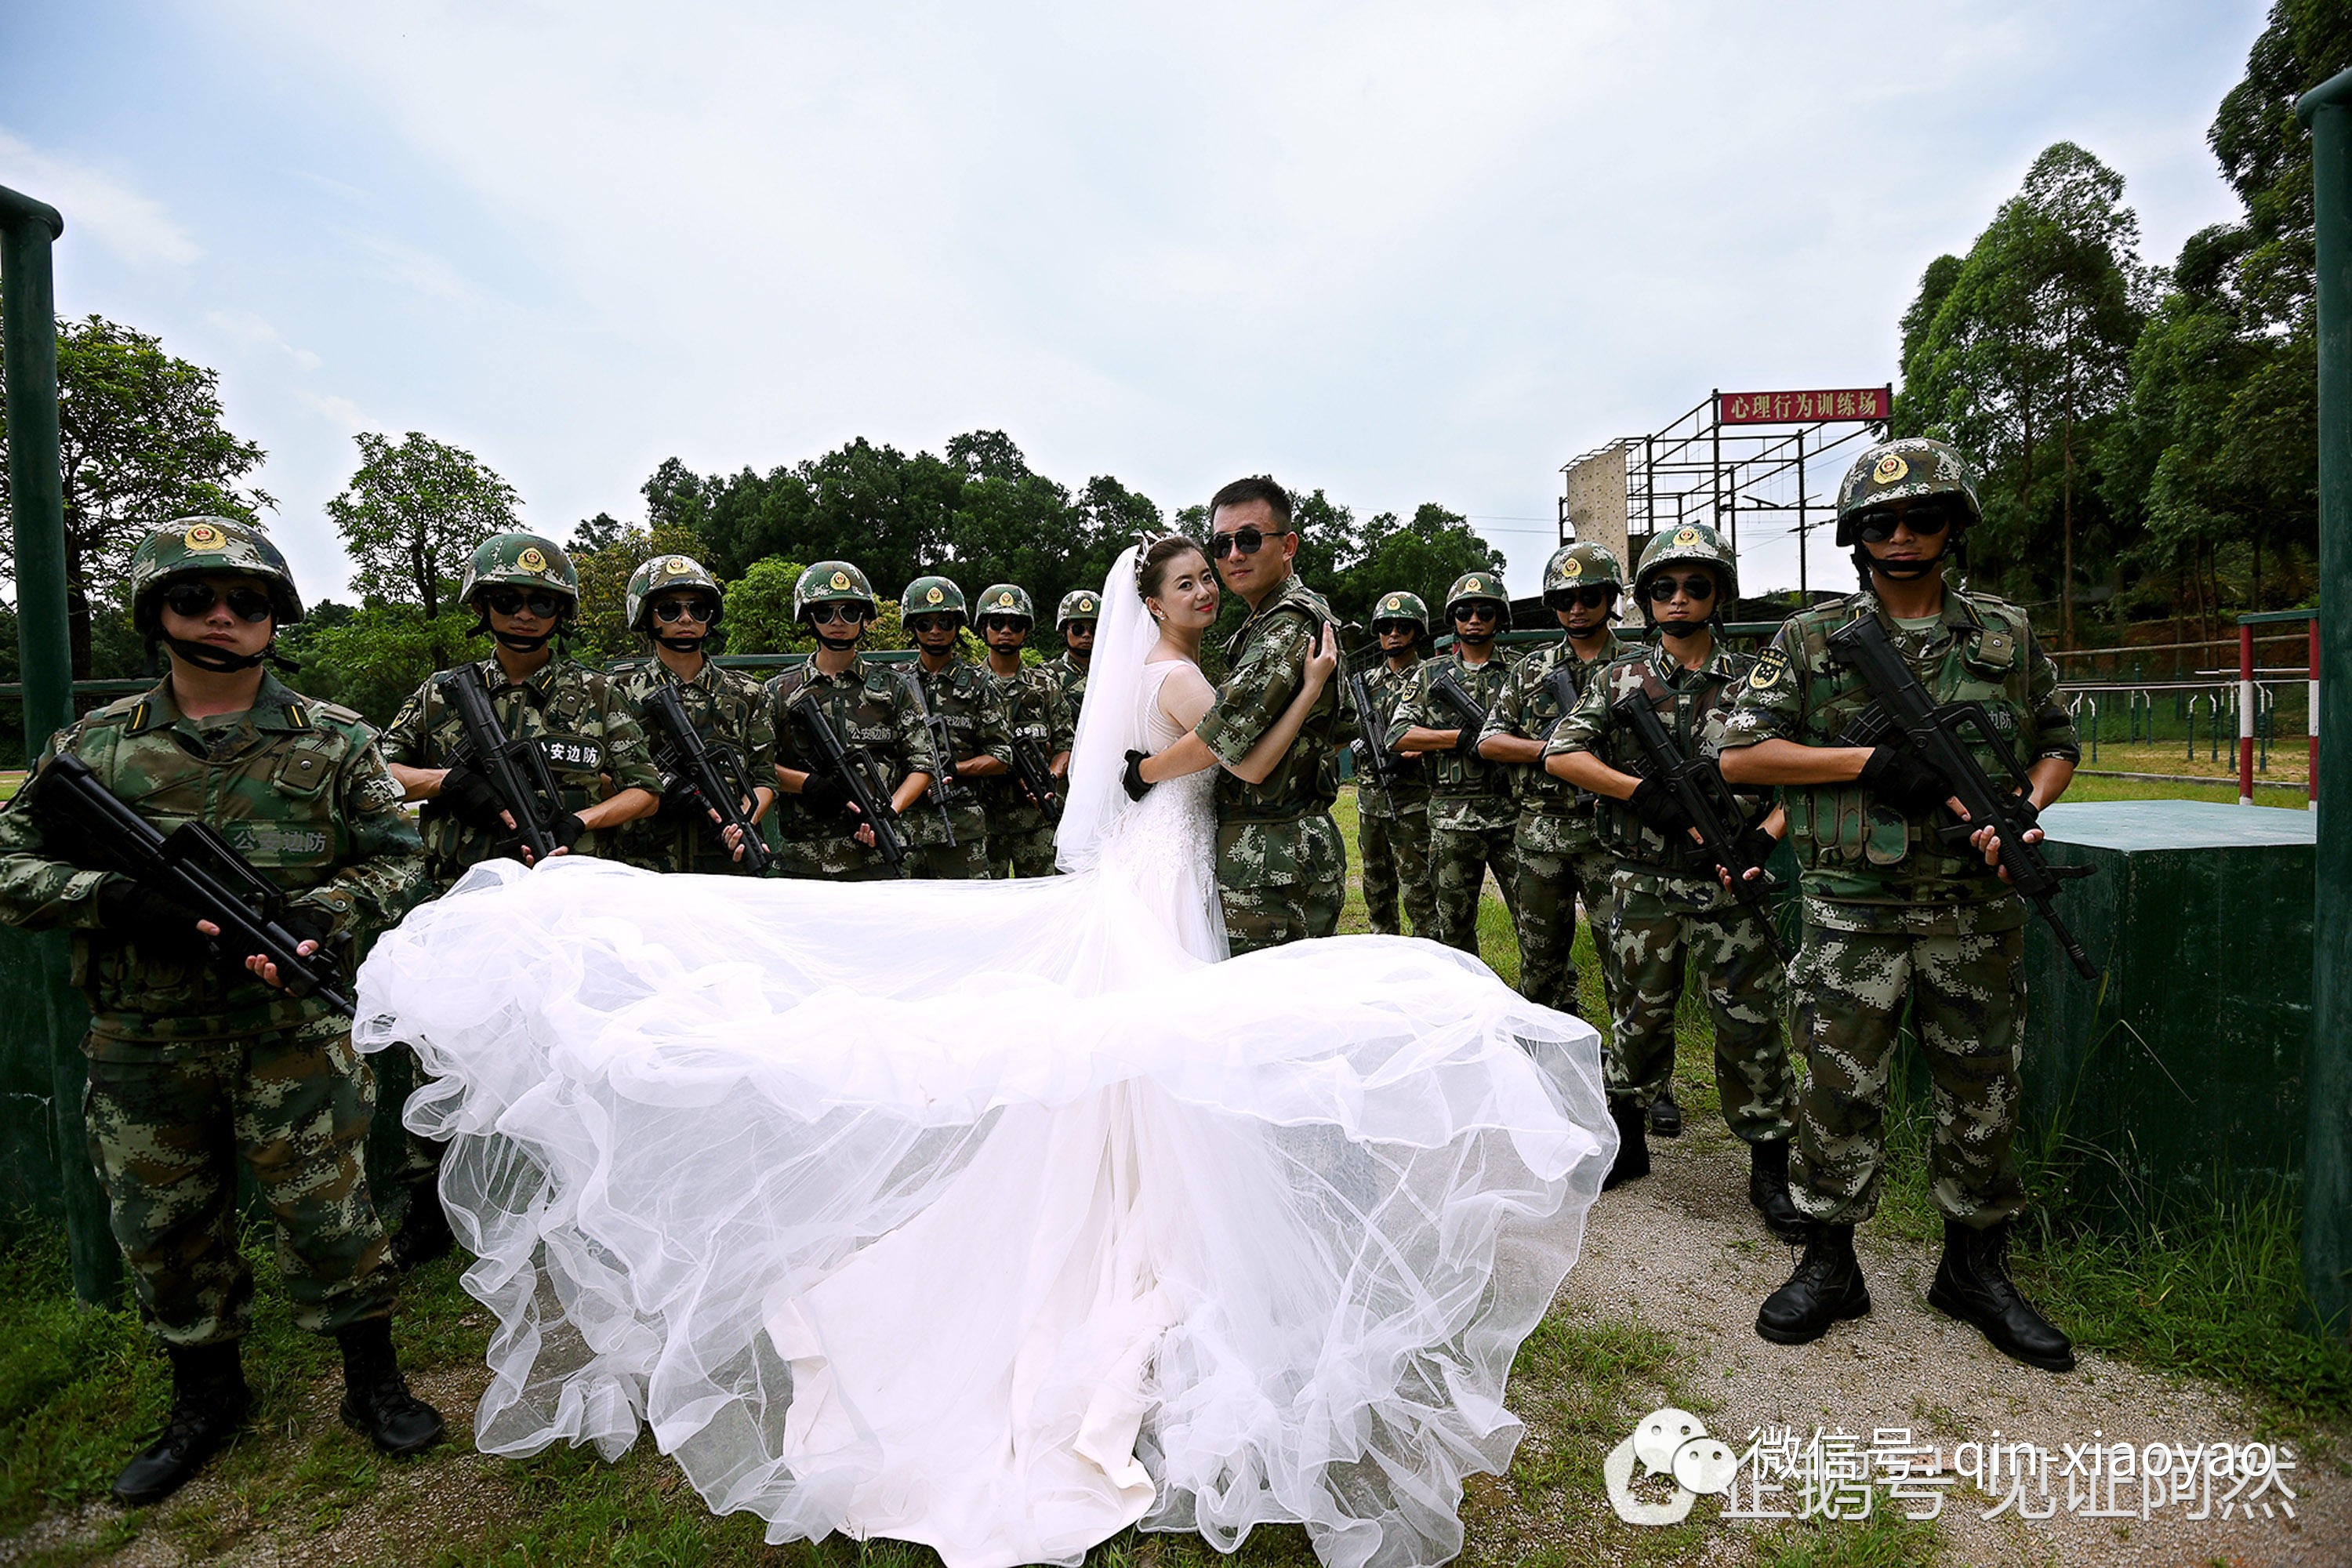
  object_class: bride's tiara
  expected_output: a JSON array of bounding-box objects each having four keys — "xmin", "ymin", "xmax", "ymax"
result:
[{"xmin": 1131, "ymin": 531, "xmax": 1196, "ymax": 593}]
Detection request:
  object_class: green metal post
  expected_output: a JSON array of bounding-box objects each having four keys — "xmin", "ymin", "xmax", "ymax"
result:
[
  {"xmin": 0, "ymin": 184, "xmax": 117, "ymax": 1307},
  {"xmin": 2296, "ymin": 72, "xmax": 2352, "ymax": 1340}
]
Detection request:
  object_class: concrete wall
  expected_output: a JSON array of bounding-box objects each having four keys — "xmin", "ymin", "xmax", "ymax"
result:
[{"xmin": 1563, "ymin": 445, "xmax": 1631, "ymax": 564}]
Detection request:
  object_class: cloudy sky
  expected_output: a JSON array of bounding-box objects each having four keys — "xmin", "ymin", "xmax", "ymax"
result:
[{"xmin": 2, "ymin": 1, "xmax": 2265, "ymax": 601}]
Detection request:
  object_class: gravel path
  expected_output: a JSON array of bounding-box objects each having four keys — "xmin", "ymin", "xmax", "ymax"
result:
[{"xmin": 1563, "ymin": 1120, "xmax": 2351, "ymax": 1566}]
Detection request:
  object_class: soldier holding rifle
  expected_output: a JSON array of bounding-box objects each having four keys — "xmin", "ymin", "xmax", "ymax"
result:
[
  {"xmin": 613, "ymin": 553, "xmax": 775, "ymax": 875},
  {"xmin": 975, "ymin": 583, "xmax": 1074, "ymax": 880},
  {"xmin": 0, "ymin": 520, "xmax": 443, "ymax": 1504},
  {"xmin": 380, "ymin": 531, "xmax": 661, "ymax": 1266},
  {"xmin": 763, "ymin": 561, "xmax": 937, "ymax": 881},
  {"xmin": 1353, "ymin": 591, "xmax": 1435, "ymax": 939},
  {"xmin": 1386, "ymin": 571, "xmax": 1519, "ymax": 960},
  {"xmin": 1544, "ymin": 522, "xmax": 1802, "ymax": 1241},
  {"xmin": 902, "ymin": 575, "xmax": 1011, "ymax": 880},
  {"xmin": 1715, "ymin": 437, "xmax": 2082, "ymax": 1372}
]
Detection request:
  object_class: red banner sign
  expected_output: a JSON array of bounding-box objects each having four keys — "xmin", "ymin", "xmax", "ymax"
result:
[{"xmin": 1719, "ymin": 387, "xmax": 1889, "ymax": 425}]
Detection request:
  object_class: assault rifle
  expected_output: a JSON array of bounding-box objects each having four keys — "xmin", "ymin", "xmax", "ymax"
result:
[
  {"xmin": 1609, "ymin": 695, "xmax": 1791, "ymax": 964},
  {"xmin": 895, "ymin": 670, "xmax": 958, "ymax": 849},
  {"xmin": 784, "ymin": 688, "xmax": 908, "ymax": 873},
  {"xmin": 437, "ymin": 662, "xmax": 564, "ymax": 862},
  {"xmin": 1007, "ymin": 731, "xmax": 1063, "ymax": 821},
  {"xmin": 1428, "ymin": 666, "xmax": 1489, "ymax": 753},
  {"xmin": 1344, "ymin": 659, "xmax": 1400, "ymax": 797},
  {"xmin": 1828, "ymin": 614, "xmax": 2099, "ymax": 979},
  {"xmin": 642, "ymin": 682, "xmax": 772, "ymax": 876},
  {"xmin": 31, "ymin": 753, "xmax": 356, "ymax": 1014}
]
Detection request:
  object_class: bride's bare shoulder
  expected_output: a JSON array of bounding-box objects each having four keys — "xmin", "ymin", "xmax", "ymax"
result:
[{"xmin": 1153, "ymin": 659, "xmax": 1217, "ymax": 724}]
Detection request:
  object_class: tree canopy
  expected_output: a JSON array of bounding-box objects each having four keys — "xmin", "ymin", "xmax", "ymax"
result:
[{"xmin": 328, "ymin": 430, "xmax": 522, "ymax": 619}]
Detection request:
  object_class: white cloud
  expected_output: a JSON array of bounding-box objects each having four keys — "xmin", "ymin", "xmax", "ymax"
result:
[
  {"xmin": 0, "ymin": 127, "xmax": 201, "ymax": 267},
  {"xmin": 204, "ymin": 309, "xmax": 323, "ymax": 370}
]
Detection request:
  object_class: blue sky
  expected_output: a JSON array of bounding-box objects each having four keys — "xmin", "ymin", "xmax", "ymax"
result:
[{"xmin": 0, "ymin": 1, "xmax": 2266, "ymax": 601}]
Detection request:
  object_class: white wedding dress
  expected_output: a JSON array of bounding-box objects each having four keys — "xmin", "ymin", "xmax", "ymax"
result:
[{"xmin": 354, "ymin": 551, "xmax": 1613, "ymax": 1568}]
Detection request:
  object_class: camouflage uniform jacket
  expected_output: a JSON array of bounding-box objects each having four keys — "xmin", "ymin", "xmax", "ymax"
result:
[
  {"xmin": 1548, "ymin": 637, "xmax": 1762, "ymax": 908},
  {"xmin": 1195, "ymin": 573, "xmax": 1345, "ymax": 866},
  {"xmin": 383, "ymin": 654, "xmax": 661, "ymax": 880},
  {"xmin": 1481, "ymin": 631, "xmax": 1628, "ymax": 853},
  {"xmin": 981, "ymin": 662, "xmax": 1075, "ymax": 835},
  {"xmin": 1353, "ymin": 657, "xmax": 1430, "ymax": 820},
  {"xmin": 0, "ymin": 674, "xmax": 427, "ymax": 1050},
  {"xmin": 907, "ymin": 657, "xmax": 1012, "ymax": 848},
  {"xmin": 1050, "ymin": 652, "xmax": 1088, "ymax": 729},
  {"xmin": 1388, "ymin": 648, "xmax": 1516, "ymax": 833},
  {"xmin": 765, "ymin": 655, "xmax": 939, "ymax": 877},
  {"xmin": 613, "ymin": 659, "xmax": 778, "ymax": 874},
  {"xmin": 1714, "ymin": 586, "xmax": 2078, "ymax": 935}
]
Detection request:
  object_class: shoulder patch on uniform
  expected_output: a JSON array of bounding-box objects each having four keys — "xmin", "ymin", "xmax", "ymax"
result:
[
  {"xmin": 285, "ymin": 702, "xmax": 311, "ymax": 728},
  {"xmin": 1750, "ymin": 646, "xmax": 1790, "ymax": 690}
]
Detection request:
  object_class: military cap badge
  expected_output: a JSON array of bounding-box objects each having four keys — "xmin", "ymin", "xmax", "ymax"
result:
[
  {"xmin": 830, "ymin": 571, "xmax": 851, "ymax": 590},
  {"xmin": 1872, "ymin": 454, "xmax": 1909, "ymax": 485},
  {"xmin": 662, "ymin": 556, "xmax": 691, "ymax": 576},
  {"xmin": 997, "ymin": 592, "xmax": 1015, "ymax": 608},
  {"xmin": 1562, "ymin": 559, "xmax": 1583, "ymax": 579},
  {"xmin": 1673, "ymin": 528, "xmax": 1699, "ymax": 546},
  {"xmin": 925, "ymin": 586, "xmax": 944, "ymax": 604},
  {"xmin": 1385, "ymin": 595, "xmax": 1403, "ymax": 611},
  {"xmin": 183, "ymin": 523, "xmax": 225, "ymax": 550},
  {"xmin": 518, "ymin": 546, "xmax": 549, "ymax": 572}
]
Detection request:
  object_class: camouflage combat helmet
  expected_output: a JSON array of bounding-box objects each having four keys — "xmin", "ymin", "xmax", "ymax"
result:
[
  {"xmin": 1835, "ymin": 437, "xmax": 1983, "ymax": 546},
  {"xmin": 1055, "ymin": 588, "xmax": 1101, "ymax": 628},
  {"xmin": 1443, "ymin": 570, "xmax": 1509, "ymax": 620},
  {"xmin": 129, "ymin": 517, "xmax": 303, "ymax": 630},
  {"xmin": 1542, "ymin": 540, "xmax": 1624, "ymax": 603},
  {"xmin": 1635, "ymin": 521, "xmax": 1739, "ymax": 606},
  {"xmin": 975, "ymin": 583, "xmax": 1034, "ymax": 623},
  {"xmin": 793, "ymin": 561, "xmax": 877, "ymax": 621},
  {"xmin": 901, "ymin": 575, "xmax": 967, "ymax": 622},
  {"xmin": 460, "ymin": 532, "xmax": 579, "ymax": 612},
  {"xmin": 1370, "ymin": 590, "xmax": 1430, "ymax": 630},
  {"xmin": 626, "ymin": 552, "xmax": 723, "ymax": 631}
]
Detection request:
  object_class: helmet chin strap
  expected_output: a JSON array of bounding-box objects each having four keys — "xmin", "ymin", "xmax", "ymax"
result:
[
  {"xmin": 161, "ymin": 633, "xmax": 271, "ymax": 672},
  {"xmin": 492, "ymin": 628, "xmax": 556, "ymax": 652},
  {"xmin": 653, "ymin": 633, "xmax": 706, "ymax": 655},
  {"xmin": 1656, "ymin": 619, "xmax": 1711, "ymax": 641},
  {"xmin": 1857, "ymin": 541, "xmax": 1948, "ymax": 583},
  {"xmin": 812, "ymin": 629, "xmax": 861, "ymax": 652}
]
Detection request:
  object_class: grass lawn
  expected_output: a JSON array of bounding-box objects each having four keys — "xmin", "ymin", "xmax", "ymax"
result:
[{"xmin": 0, "ymin": 774, "xmax": 2339, "ymax": 1564}]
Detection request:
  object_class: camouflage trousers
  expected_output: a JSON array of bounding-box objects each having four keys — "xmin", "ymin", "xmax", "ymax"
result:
[
  {"xmin": 1428, "ymin": 818, "xmax": 1519, "ymax": 960},
  {"xmin": 1606, "ymin": 881, "xmax": 1795, "ymax": 1145},
  {"xmin": 1218, "ymin": 812, "xmax": 1345, "ymax": 957},
  {"xmin": 911, "ymin": 830, "xmax": 993, "ymax": 880},
  {"xmin": 1788, "ymin": 924, "xmax": 2027, "ymax": 1227},
  {"xmin": 985, "ymin": 826, "xmax": 1059, "ymax": 879},
  {"xmin": 1510, "ymin": 839, "xmax": 1621, "ymax": 1020},
  {"xmin": 1359, "ymin": 800, "xmax": 1434, "ymax": 938},
  {"xmin": 83, "ymin": 1018, "xmax": 395, "ymax": 1347}
]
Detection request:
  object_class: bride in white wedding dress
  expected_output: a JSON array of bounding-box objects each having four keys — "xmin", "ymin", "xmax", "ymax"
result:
[{"xmin": 354, "ymin": 537, "xmax": 1614, "ymax": 1568}]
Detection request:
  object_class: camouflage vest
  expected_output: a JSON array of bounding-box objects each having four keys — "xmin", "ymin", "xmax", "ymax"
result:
[
  {"xmin": 612, "ymin": 659, "xmax": 776, "ymax": 875},
  {"xmin": 908, "ymin": 657, "xmax": 1004, "ymax": 844},
  {"xmin": 1592, "ymin": 641, "xmax": 1759, "ymax": 874},
  {"xmin": 1770, "ymin": 590, "xmax": 2049, "ymax": 904},
  {"xmin": 765, "ymin": 655, "xmax": 935, "ymax": 866},
  {"xmin": 1500, "ymin": 633, "xmax": 1624, "ymax": 822},
  {"xmin": 1207, "ymin": 576, "xmax": 1343, "ymax": 824},
  {"xmin": 1412, "ymin": 650, "xmax": 1515, "ymax": 801},
  {"xmin": 982, "ymin": 662, "xmax": 1072, "ymax": 834},
  {"xmin": 1355, "ymin": 657, "xmax": 1429, "ymax": 819}
]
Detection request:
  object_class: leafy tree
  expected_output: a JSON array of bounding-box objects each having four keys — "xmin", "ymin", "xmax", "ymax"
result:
[
  {"xmin": 327, "ymin": 431, "xmax": 521, "ymax": 619},
  {"xmin": 1339, "ymin": 503, "xmax": 1505, "ymax": 630},
  {"xmin": 720, "ymin": 558, "xmax": 812, "ymax": 655},
  {"xmin": 0, "ymin": 315, "xmax": 271, "ymax": 677},
  {"xmin": 285, "ymin": 604, "xmax": 474, "ymax": 728},
  {"xmin": 568, "ymin": 521, "xmax": 706, "ymax": 660},
  {"xmin": 1898, "ymin": 143, "xmax": 2152, "ymax": 642},
  {"xmin": 568, "ymin": 511, "xmax": 627, "ymax": 554}
]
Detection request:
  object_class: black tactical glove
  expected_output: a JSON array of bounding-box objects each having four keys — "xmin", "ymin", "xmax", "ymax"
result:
[
  {"xmin": 96, "ymin": 879, "xmax": 208, "ymax": 946},
  {"xmin": 278, "ymin": 904, "xmax": 339, "ymax": 949},
  {"xmin": 800, "ymin": 773, "xmax": 851, "ymax": 820},
  {"xmin": 1122, "ymin": 750, "xmax": 1154, "ymax": 803},
  {"xmin": 659, "ymin": 771, "xmax": 708, "ymax": 819},
  {"xmin": 1348, "ymin": 739, "xmax": 1372, "ymax": 775},
  {"xmin": 552, "ymin": 812, "xmax": 590, "ymax": 851},
  {"xmin": 438, "ymin": 763, "xmax": 514, "ymax": 833},
  {"xmin": 1860, "ymin": 746, "xmax": 1953, "ymax": 816},
  {"xmin": 1733, "ymin": 824, "xmax": 1780, "ymax": 877},
  {"xmin": 1454, "ymin": 724, "xmax": 1481, "ymax": 755},
  {"xmin": 1625, "ymin": 778, "xmax": 1691, "ymax": 834}
]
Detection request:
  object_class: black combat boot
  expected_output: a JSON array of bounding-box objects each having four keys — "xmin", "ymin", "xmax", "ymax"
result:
[
  {"xmin": 335, "ymin": 1319, "xmax": 447, "ymax": 1455},
  {"xmin": 1648, "ymin": 1088, "xmax": 1682, "ymax": 1139},
  {"xmin": 111, "ymin": 1341, "xmax": 251, "ymax": 1507},
  {"xmin": 1927, "ymin": 1218, "xmax": 2076, "ymax": 1372},
  {"xmin": 1602, "ymin": 1097, "xmax": 1650, "ymax": 1190},
  {"xmin": 389, "ymin": 1183, "xmax": 455, "ymax": 1272},
  {"xmin": 1755, "ymin": 1223, "xmax": 1871, "ymax": 1345},
  {"xmin": 1746, "ymin": 1138, "xmax": 1809, "ymax": 1243}
]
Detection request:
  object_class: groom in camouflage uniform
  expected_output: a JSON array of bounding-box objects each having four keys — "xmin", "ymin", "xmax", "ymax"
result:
[
  {"xmin": 1189, "ymin": 478, "xmax": 1346, "ymax": 953},
  {"xmin": 0, "ymin": 520, "xmax": 443, "ymax": 1506}
]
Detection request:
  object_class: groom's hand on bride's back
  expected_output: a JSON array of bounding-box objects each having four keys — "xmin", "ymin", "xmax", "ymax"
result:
[{"xmin": 1123, "ymin": 750, "xmax": 1155, "ymax": 802}]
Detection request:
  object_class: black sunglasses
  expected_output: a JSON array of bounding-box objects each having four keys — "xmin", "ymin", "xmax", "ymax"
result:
[
  {"xmin": 907, "ymin": 614, "xmax": 960, "ymax": 634},
  {"xmin": 162, "ymin": 582, "xmax": 275, "ymax": 623},
  {"xmin": 1210, "ymin": 526, "xmax": 1289, "ymax": 558},
  {"xmin": 1372, "ymin": 619, "xmax": 1423, "ymax": 636},
  {"xmin": 1547, "ymin": 586, "xmax": 1617, "ymax": 611},
  {"xmin": 651, "ymin": 598, "xmax": 715, "ymax": 624},
  {"xmin": 1450, "ymin": 602, "xmax": 1501, "ymax": 623},
  {"xmin": 978, "ymin": 615, "xmax": 1030, "ymax": 633},
  {"xmin": 483, "ymin": 587, "xmax": 567, "ymax": 619},
  {"xmin": 1646, "ymin": 574, "xmax": 1717, "ymax": 604},
  {"xmin": 809, "ymin": 604, "xmax": 869, "ymax": 626},
  {"xmin": 1855, "ymin": 506, "xmax": 1953, "ymax": 544}
]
